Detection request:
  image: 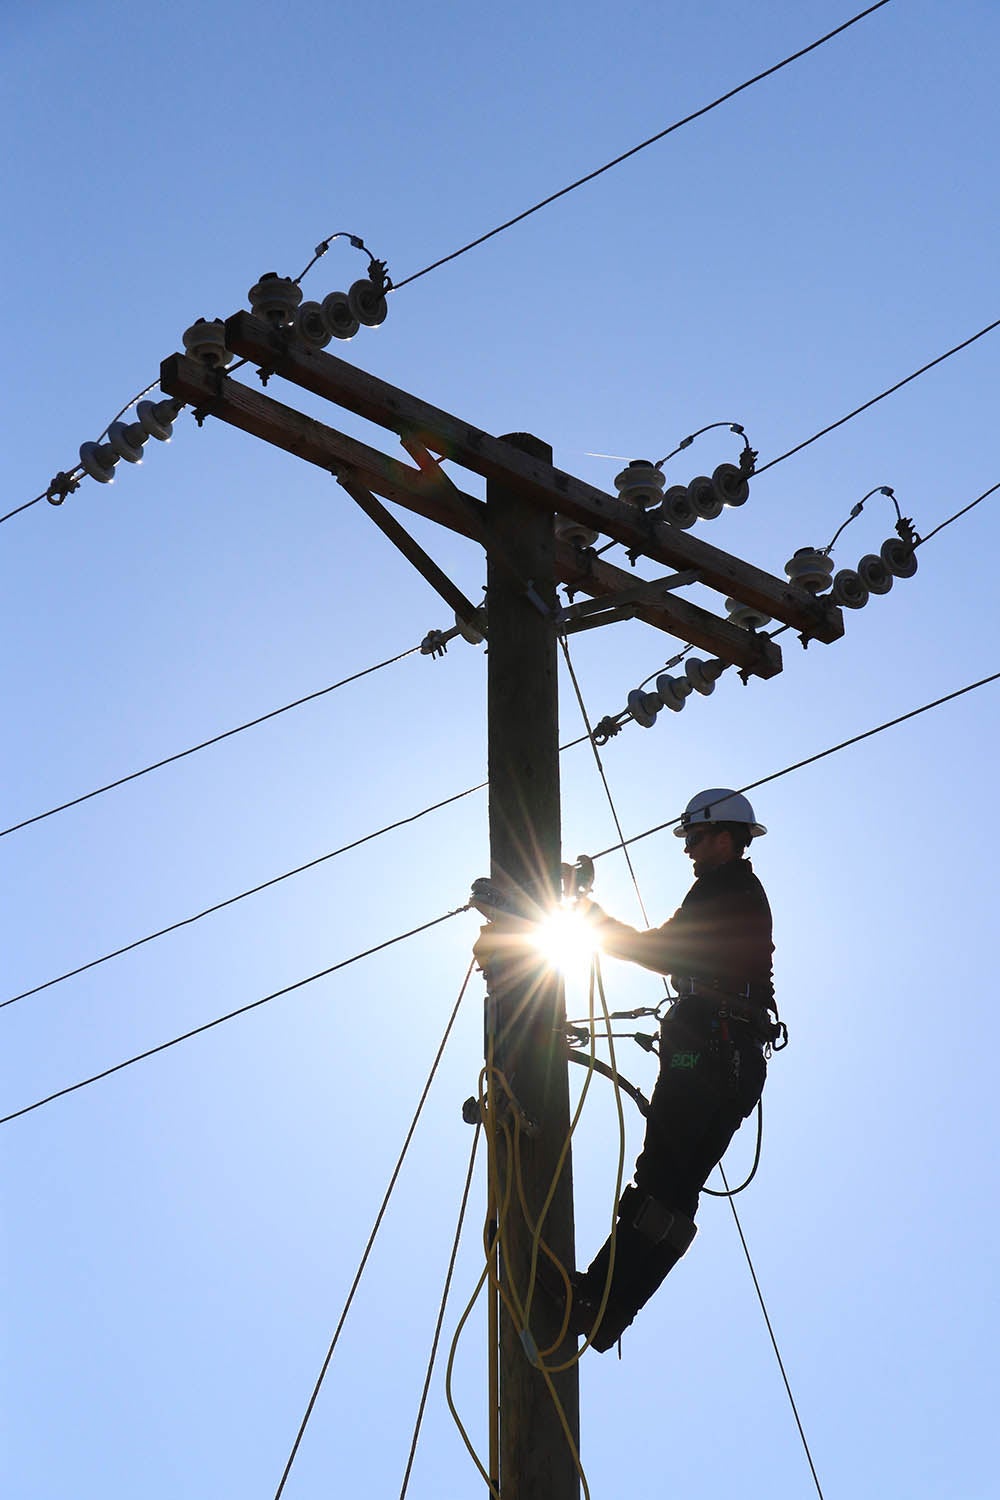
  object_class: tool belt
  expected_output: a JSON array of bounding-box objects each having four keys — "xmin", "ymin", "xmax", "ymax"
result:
[{"xmin": 669, "ymin": 982, "xmax": 785, "ymax": 1048}]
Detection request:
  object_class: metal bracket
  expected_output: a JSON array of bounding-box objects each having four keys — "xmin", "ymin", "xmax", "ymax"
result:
[{"xmin": 553, "ymin": 569, "xmax": 702, "ymax": 631}]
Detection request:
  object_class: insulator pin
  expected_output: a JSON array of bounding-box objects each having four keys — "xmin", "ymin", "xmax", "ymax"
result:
[
  {"xmin": 248, "ymin": 272, "xmax": 302, "ymax": 328},
  {"xmin": 614, "ymin": 460, "xmax": 665, "ymax": 510},
  {"xmin": 726, "ymin": 597, "xmax": 772, "ymax": 630},
  {"xmin": 555, "ymin": 514, "xmax": 599, "ymax": 547},
  {"xmin": 784, "ymin": 547, "xmax": 834, "ymax": 594},
  {"xmin": 182, "ymin": 318, "xmax": 233, "ymax": 368}
]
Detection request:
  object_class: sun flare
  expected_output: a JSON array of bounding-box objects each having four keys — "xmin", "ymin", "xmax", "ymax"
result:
[{"xmin": 533, "ymin": 906, "xmax": 599, "ymax": 978}]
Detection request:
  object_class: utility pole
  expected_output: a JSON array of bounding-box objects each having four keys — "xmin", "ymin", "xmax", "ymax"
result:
[
  {"xmin": 161, "ymin": 315, "xmax": 843, "ymax": 1500},
  {"xmin": 483, "ymin": 434, "xmax": 580, "ymax": 1498}
]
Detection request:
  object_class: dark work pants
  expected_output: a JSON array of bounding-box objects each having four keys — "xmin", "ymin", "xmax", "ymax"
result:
[{"xmin": 579, "ymin": 1004, "xmax": 766, "ymax": 1346}]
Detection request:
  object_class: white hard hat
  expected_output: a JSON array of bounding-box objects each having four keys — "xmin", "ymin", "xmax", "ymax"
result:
[{"xmin": 673, "ymin": 788, "xmax": 766, "ymax": 839}]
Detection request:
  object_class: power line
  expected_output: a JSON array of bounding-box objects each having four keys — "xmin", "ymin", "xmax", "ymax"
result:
[
  {"xmin": 1, "ymin": 781, "xmax": 487, "ymax": 1010},
  {"xmin": 2, "ymin": 645, "xmax": 421, "ymax": 840},
  {"xmin": 392, "ymin": 1, "xmax": 893, "ymax": 291},
  {"xmin": 591, "ymin": 668, "xmax": 1000, "ymax": 860},
  {"xmin": 0, "ymin": 905, "xmax": 471, "ymax": 1128},
  {"xmin": 398, "ymin": 1125, "xmax": 481, "ymax": 1500},
  {"xmin": 917, "ymin": 478, "xmax": 1000, "ymax": 547},
  {"xmin": 754, "ymin": 316, "xmax": 1000, "ymax": 476},
  {"xmin": 721, "ymin": 1164, "xmax": 826, "ymax": 1499},
  {"xmin": 272, "ymin": 961, "xmax": 476, "ymax": 1500}
]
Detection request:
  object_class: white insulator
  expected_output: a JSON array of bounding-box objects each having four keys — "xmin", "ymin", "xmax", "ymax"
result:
[
  {"xmin": 655, "ymin": 674, "xmax": 692, "ymax": 712},
  {"xmin": 725, "ymin": 597, "xmax": 772, "ymax": 630},
  {"xmin": 321, "ymin": 290, "xmax": 360, "ymax": 341},
  {"xmin": 685, "ymin": 657, "xmax": 725, "ymax": 696},
  {"xmin": 79, "ymin": 440, "xmax": 118, "ymax": 484},
  {"xmin": 627, "ymin": 688, "xmax": 661, "ymax": 728},
  {"xmin": 182, "ymin": 318, "xmax": 233, "ymax": 368},
  {"xmin": 136, "ymin": 399, "xmax": 182, "ymax": 441},
  {"xmin": 831, "ymin": 568, "xmax": 869, "ymax": 609},
  {"xmin": 880, "ymin": 536, "xmax": 918, "ymax": 579},
  {"xmin": 857, "ymin": 553, "xmax": 893, "ymax": 595},
  {"xmin": 614, "ymin": 460, "xmax": 665, "ymax": 510},
  {"xmin": 456, "ymin": 607, "xmax": 487, "ymax": 644},
  {"xmin": 295, "ymin": 300, "xmax": 332, "ymax": 347},
  {"xmin": 784, "ymin": 546, "xmax": 834, "ymax": 594},
  {"xmin": 555, "ymin": 513, "xmax": 599, "ymax": 547},
  {"xmin": 659, "ymin": 484, "xmax": 697, "ymax": 530},
  {"xmin": 348, "ymin": 277, "xmax": 388, "ymax": 328},
  {"xmin": 248, "ymin": 272, "xmax": 302, "ymax": 328},
  {"xmin": 712, "ymin": 462, "xmax": 750, "ymax": 508},
  {"xmin": 107, "ymin": 420, "xmax": 147, "ymax": 464},
  {"xmin": 687, "ymin": 475, "xmax": 724, "ymax": 521}
]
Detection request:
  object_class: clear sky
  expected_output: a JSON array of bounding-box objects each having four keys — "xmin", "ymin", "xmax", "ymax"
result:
[{"xmin": 4, "ymin": 2, "xmax": 998, "ymax": 1496}]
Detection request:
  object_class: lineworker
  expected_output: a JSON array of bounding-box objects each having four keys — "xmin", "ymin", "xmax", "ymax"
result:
[{"xmin": 569, "ymin": 788, "xmax": 778, "ymax": 1351}]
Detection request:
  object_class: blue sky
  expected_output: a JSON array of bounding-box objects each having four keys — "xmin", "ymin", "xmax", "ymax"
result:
[{"xmin": 4, "ymin": 2, "xmax": 999, "ymax": 1496}]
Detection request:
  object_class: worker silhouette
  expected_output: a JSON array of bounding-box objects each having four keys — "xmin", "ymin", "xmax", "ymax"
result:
[{"xmin": 570, "ymin": 788, "xmax": 778, "ymax": 1351}]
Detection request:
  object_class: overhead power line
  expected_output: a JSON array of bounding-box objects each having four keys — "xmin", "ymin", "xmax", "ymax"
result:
[
  {"xmin": 916, "ymin": 478, "xmax": 1000, "ymax": 547},
  {"xmin": 2, "ymin": 645, "xmax": 421, "ymax": 840},
  {"xmin": 2, "ymin": 781, "xmax": 487, "ymax": 1010},
  {"xmin": 272, "ymin": 960, "xmax": 475, "ymax": 1500},
  {"xmin": 0, "ymin": 905, "xmax": 471, "ymax": 1128},
  {"xmin": 592, "ymin": 668, "xmax": 1000, "ymax": 860},
  {"xmin": 392, "ymin": 0, "xmax": 894, "ymax": 290},
  {"xmin": 755, "ymin": 316, "xmax": 1000, "ymax": 477}
]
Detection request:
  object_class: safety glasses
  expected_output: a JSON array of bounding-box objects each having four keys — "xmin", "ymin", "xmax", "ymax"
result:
[{"xmin": 683, "ymin": 826, "xmax": 715, "ymax": 850}]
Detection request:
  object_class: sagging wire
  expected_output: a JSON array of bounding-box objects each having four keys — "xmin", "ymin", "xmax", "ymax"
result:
[
  {"xmin": 0, "ymin": 906, "xmax": 472, "ymax": 1129},
  {"xmin": 391, "ymin": 1, "xmax": 894, "ymax": 291},
  {"xmin": 824, "ymin": 484, "xmax": 903, "ymax": 553},
  {"xmin": 721, "ymin": 1163, "xmax": 827, "ymax": 1500},
  {"xmin": 398, "ymin": 1123, "xmax": 482, "ymax": 1500},
  {"xmin": 655, "ymin": 421, "xmax": 755, "ymax": 470},
  {"xmin": 294, "ymin": 231, "xmax": 387, "ymax": 288},
  {"xmin": 2, "ymin": 645, "xmax": 423, "ymax": 841},
  {"xmin": 272, "ymin": 958, "xmax": 476, "ymax": 1500}
]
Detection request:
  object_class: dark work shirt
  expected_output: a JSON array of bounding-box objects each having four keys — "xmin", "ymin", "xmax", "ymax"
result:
[{"xmin": 595, "ymin": 858, "xmax": 774, "ymax": 1007}]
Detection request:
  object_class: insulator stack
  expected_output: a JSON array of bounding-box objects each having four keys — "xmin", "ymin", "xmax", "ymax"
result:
[
  {"xmin": 654, "ymin": 462, "xmax": 752, "ymax": 529},
  {"xmin": 655, "ymin": 674, "xmax": 693, "ymax": 712},
  {"xmin": 136, "ymin": 399, "xmax": 182, "ymax": 441},
  {"xmin": 825, "ymin": 537, "xmax": 917, "ymax": 611},
  {"xmin": 78, "ymin": 440, "xmax": 119, "ymax": 484}
]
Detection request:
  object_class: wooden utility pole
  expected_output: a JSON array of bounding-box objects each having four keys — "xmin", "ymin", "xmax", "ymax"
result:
[
  {"xmin": 160, "ymin": 316, "xmax": 844, "ymax": 1500},
  {"xmin": 484, "ymin": 434, "xmax": 580, "ymax": 1499}
]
